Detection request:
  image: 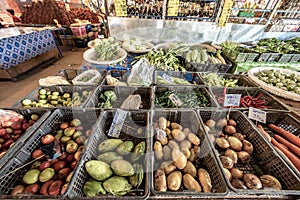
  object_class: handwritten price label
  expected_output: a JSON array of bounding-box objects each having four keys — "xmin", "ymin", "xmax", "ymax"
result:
[
  {"xmin": 108, "ymin": 109, "xmax": 128, "ymax": 138},
  {"xmin": 224, "ymin": 94, "xmax": 241, "ymax": 107},
  {"xmin": 248, "ymin": 107, "xmax": 266, "ymax": 123},
  {"xmin": 169, "ymin": 93, "xmax": 182, "ymax": 107},
  {"xmin": 162, "ymin": 73, "xmax": 174, "ymax": 83}
]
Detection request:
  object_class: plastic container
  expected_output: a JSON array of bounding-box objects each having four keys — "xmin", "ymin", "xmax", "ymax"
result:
[
  {"xmin": 154, "ymin": 71, "xmax": 204, "ymax": 86},
  {"xmin": 209, "ymin": 87, "xmax": 290, "ymax": 111},
  {"xmin": 12, "ymin": 85, "xmax": 96, "ymax": 108},
  {"xmin": 85, "ymin": 86, "xmax": 153, "ymax": 110},
  {"xmin": 151, "ymin": 110, "xmax": 228, "ymax": 197},
  {"xmin": 198, "ymin": 109, "xmax": 300, "ymax": 195},
  {"xmin": 0, "ymin": 108, "xmax": 51, "ymax": 169},
  {"xmin": 0, "ymin": 108, "xmax": 101, "ymax": 197},
  {"xmin": 154, "ymin": 85, "xmax": 219, "ymax": 109},
  {"xmin": 67, "ymin": 110, "xmax": 150, "ymax": 199}
]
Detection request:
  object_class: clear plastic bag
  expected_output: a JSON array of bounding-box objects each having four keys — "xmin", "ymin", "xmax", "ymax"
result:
[
  {"xmin": 39, "ymin": 76, "xmax": 70, "ymax": 86},
  {"xmin": 0, "ymin": 109, "xmax": 24, "ymax": 127},
  {"xmin": 127, "ymin": 58, "xmax": 154, "ymax": 86},
  {"xmin": 72, "ymin": 69, "xmax": 102, "ymax": 85}
]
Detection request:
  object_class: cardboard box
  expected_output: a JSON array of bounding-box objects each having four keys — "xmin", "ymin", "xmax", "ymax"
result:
[{"xmin": 70, "ymin": 26, "xmax": 87, "ymax": 37}]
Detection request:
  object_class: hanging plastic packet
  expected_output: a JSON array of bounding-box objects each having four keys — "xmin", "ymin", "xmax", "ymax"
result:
[
  {"xmin": 0, "ymin": 109, "xmax": 24, "ymax": 127},
  {"xmin": 40, "ymin": 140, "xmax": 63, "ymax": 161},
  {"xmin": 127, "ymin": 58, "xmax": 154, "ymax": 86}
]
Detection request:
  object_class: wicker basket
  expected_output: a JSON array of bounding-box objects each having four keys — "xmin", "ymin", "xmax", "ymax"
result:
[
  {"xmin": 151, "ymin": 110, "xmax": 228, "ymax": 197},
  {"xmin": 198, "ymin": 109, "xmax": 300, "ymax": 195},
  {"xmin": 247, "ymin": 67, "xmax": 300, "ymax": 101},
  {"xmin": 66, "ymin": 110, "xmax": 151, "ymax": 199}
]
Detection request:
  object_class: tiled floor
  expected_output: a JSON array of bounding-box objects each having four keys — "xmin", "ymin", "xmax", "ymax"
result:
[{"xmin": 0, "ymin": 48, "xmax": 86, "ymax": 108}]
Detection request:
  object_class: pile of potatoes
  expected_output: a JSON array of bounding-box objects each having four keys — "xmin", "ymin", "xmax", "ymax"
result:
[
  {"xmin": 10, "ymin": 118, "xmax": 92, "ymax": 196},
  {"xmin": 153, "ymin": 116, "xmax": 212, "ymax": 193},
  {"xmin": 204, "ymin": 118, "xmax": 282, "ymax": 191}
]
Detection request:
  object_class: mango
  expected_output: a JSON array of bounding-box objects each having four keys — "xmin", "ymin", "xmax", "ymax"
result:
[
  {"xmin": 23, "ymin": 169, "xmax": 40, "ymax": 184},
  {"xmin": 83, "ymin": 179, "xmax": 106, "ymax": 197},
  {"xmin": 98, "ymin": 139, "xmax": 123, "ymax": 153},
  {"xmin": 85, "ymin": 160, "xmax": 113, "ymax": 181},
  {"xmin": 39, "ymin": 168, "xmax": 55, "ymax": 182},
  {"xmin": 116, "ymin": 141, "xmax": 134, "ymax": 156},
  {"xmin": 103, "ymin": 176, "xmax": 132, "ymax": 196},
  {"xmin": 110, "ymin": 160, "xmax": 134, "ymax": 176},
  {"xmin": 97, "ymin": 152, "xmax": 123, "ymax": 164}
]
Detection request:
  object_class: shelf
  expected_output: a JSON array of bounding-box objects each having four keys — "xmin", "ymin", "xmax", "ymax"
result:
[{"xmin": 231, "ymin": 8, "xmax": 272, "ymax": 12}]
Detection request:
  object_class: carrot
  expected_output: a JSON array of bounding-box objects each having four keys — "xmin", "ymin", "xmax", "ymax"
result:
[
  {"xmin": 268, "ymin": 123, "xmax": 300, "ymax": 148},
  {"xmin": 274, "ymin": 146, "xmax": 296, "ymax": 170},
  {"xmin": 274, "ymin": 134, "xmax": 300, "ymax": 158},
  {"xmin": 271, "ymin": 137, "xmax": 300, "ymax": 172},
  {"xmin": 257, "ymin": 124, "xmax": 271, "ymax": 142}
]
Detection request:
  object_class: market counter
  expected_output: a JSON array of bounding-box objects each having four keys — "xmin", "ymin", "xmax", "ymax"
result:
[{"xmin": 0, "ymin": 28, "xmax": 60, "ymax": 80}]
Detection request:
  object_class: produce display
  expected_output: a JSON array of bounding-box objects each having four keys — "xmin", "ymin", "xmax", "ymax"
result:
[
  {"xmin": 20, "ymin": 88, "xmax": 93, "ymax": 108},
  {"xmin": 94, "ymin": 38, "xmax": 121, "ymax": 61},
  {"xmin": 254, "ymin": 38, "xmax": 300, "ymax": 54},
  {"xmin": 254, "ymin": 69, "xmax": 300, "ymax": 95},
  {"xmin": 155, "ymin": 87, "xmax": 210, "ymax": 108},
  {"xmin": 104, "ymin": 75, "xmax": 127, "ymax": 86},
  {"xmin": 156, "ymin": 75, "xmax": 193, "ymax": 85},
  {"xmin": 203, "ymin": 117, "xmax": 282, "ymax": 191},
  {"xmin": 9, "ymin": 118, "xmax": 90, "ymax": 196},
  {"xmin": 0, "ymin": 110, "xmax": 42, "ymax": 157},
  {"xmin": 201, "ymin": 73, "xmax": 238, "ymax": 87},
  {"xmin": 96, "ymin": 90, "xmax": 117, "ymax": 108},
  {"xmin": 122, "ymin": 36, "xmax": 154, "ymax": 53}
]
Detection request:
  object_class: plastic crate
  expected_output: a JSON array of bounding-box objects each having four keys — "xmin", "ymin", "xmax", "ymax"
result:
[
  {"xmin": 0, "ymin": 108, "xmax": 51, "ymax": 169},
  {"xmin": 151, "ymin": 110, "xmax": 228, "ymax": 197},
  {"xmin": 12, "ymin": 85, "xmax": 96, "ymax": 108},
  {"xmin": 0, "ymin": 108, "xmax": 101, "ymax": 197},
  {"xmin": 199, "ymin": 73, "xmax": 259, "ymax": 87},
  {"xmin": 222, "ymin": 48, "xmax": 259, "ymax": 63},
  {"xmin": 209, "ymin": 87, "xmax": 290, "ymax": 111},
  {"xmin": 245, "ymin": 111, "xmax": 300, "ymax": 179},
  {"xmin": 154, "ymin": 71, "xmax": 204, "ymax": 86},
  {"xmin": 198, "ymin": 109, "xmax": 300, "ymax": 195},
  {"xmin": 66, "ymin": 110, "xmax": 150, "ymax": 199},
  {"xmin": 85, "ymin": 86, "xmax": 153, "ymax": 110},
  {"xmin": 55, "ymin": 68, "xmax": 106, "ymax": 85},
  {"xmin": 154, "ymin": 85, "xmax": 219, "ymax": 109}
]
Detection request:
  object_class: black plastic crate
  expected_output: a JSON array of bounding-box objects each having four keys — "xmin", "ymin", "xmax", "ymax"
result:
[
  {"xmin": 0, "ymin": 108, "xmax": 51, "ymax": 169},
  {"xmin": 85, "ymin": 86, "xmax": 153, "ymax": 110},
  {"xmin": 154, "ymin": 85, "xmax": 218, "ymax": 109},
  {"xmin": 0, "ymin": 108, "xmax": 101, "ymax": 197},
  {"xmin": 151, "ymin": 110, "xmax": 228, "ymax": 197},
  {"xmin": 55, "ymin": 68, "xmax": 106, "ymax": 85},
  {"xmin": 199, "ymin": 73, "xmax": 259, "ymax": 87},
  {"xmin": 154, "ymin": 71, "xmax": 204, "ymax": 86},
  {"xmin": 67, "ymin": 110, "xmax": 150, "ymax": 198},
  {"xmin": 12, "ymin": 86, "xmax": 96, "ymax": 108},
  {"xmin": 209, "ymin": 87, "xmax": 290, "ymax": 111},
  {"xmin": 245, "ymin": 111, "xmax": 300, "ymax": 179},
  {"xmin": 198, "ymin": 109, "xmax": 300, "ymax": 195}
]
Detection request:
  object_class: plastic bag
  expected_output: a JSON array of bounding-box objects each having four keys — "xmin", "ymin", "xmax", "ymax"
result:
[
  {"xmin": 127, "ymin": 58, "xmax": 154, "ymax": 86},
  {"xmin": 72, "ymin": 69, "xmax": 102, "ymax": 85},
  {"xmin": 0, "ymin": 109, "xmax": 24, "ymax": 127},
  {"xmin": 39, "ymin": 76, "xmax": 70, "ymax": 86}
]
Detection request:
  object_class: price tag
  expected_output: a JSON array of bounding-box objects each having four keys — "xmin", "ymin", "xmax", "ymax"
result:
[
  {"xmin": 224, "ymin": 94, "xmax": 241, "ymax": 107},
  {"xmin": 218, "ymin": 0, "xmax": 234, "ymax": 26},
  {"xmin": 65, "ymin": 3, "xmax": 70, "ymax": 11},
  {"xmin": 168, "ymin": 94, "xmax": 182, "ymax": 107},
  {"xmin": 162, "ymin": 73, "xmax": 174, "ymax": 83},
  {"xmin": 167, "ymin": 0, "xmax": 179, "ymax": 16},
  {"xmin": 115, "ymin": 0, "xmax": 128, "ymax": 17},
  {"xmin": 108, "ymin": 109, "xmax": 128, "ymax": 138},
  {"xmin": 248, "ymin": 107, "xmax": 266, "ymax": 124}
]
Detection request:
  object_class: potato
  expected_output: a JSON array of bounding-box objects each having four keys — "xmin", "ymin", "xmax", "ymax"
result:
[
  {"xmin": 162, "ymin": 145, "xmax": 172, "ymax": 160},
  {"xmin": 160, "ymin": 161, "xmax": 177, "ymax": 175},
  {"xmin": 154, "ymin": 141, "xmax": 163, "ymax": 160},
  {"xmin": 154, "ymin": 169, "xmax": 167, "ymax": 191},
  {"xmin": 188, "ymin": 133, "xmax": 200, "ymax": 145},
  {"xmin": 166, "ymin": 120, "xmax": 171, "ymax": 128},
  {"xmin": 167, "ymin": 171, "xmax": 182, "ymax": 191},
  {"xmin": 183, "ymin": 174, "xmax": 201, "ymax": 192},
  {"xmin": 183, "ymin": 161, "xmax": 197, "ymax": 177},
  {"xmin": 156, "ymin": 135, "xmax": 168, "ymax": 146},
  {"xmin": 182, "ymin": 128, "xmax": 191, "ymax": 137},
  {"xmin": 224, "ymin": 125, "xmax": 236, "ymax": 135},
  {"xmin": 159, "ymin": 117, "xmax": 167, "ymax": 130},
  {"xmin": 172, "ymin": 129, "xmax": 186, "ymax": 141},
  {"xmin": 223, "ymin": 168, "xmax": 232, "ymax": 181},
  {"xmin": 168, "ymin": 140, "xmax": 179, "ymax": 150},
  {"xmin": 180, "ymin": 140, "xmax": 192, "ymax": 150},
  {"xmin": 165, "ymin": 128, "xmax": 173, "ymax": 140},
  {"xmin": 243, "ymin": 174, "xmax": 262, "ymax": 189},
  {"xmin": 205, "ymin": 119, "xmax": 216, "ymax": 128},
  {"xmin": 198, "ymin": 168, "xmax": 212, "ymax": 193},
  {"xmin": 188, "ymin": 146, "xmax": 200, "ymax": 162},
  {"xmin": 170, "ymin": 123, "xmax": 182, "ymax": 130},
  {"xmin": 216, "ymin": 118, "xmax": 227, "ymax": 129},
  {"xmin": 172, "ymin": 149, "xmax": 187, "ymax": 169},
  {"xmin": 181, "ymin": 148, "xmax": 191, "ymax": 159}
]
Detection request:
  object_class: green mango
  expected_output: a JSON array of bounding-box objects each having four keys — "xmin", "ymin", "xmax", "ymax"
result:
[
  {"xmin": 116, "ymin": 141, "xmax": 134, "ymax": 156},
  {"xmin": 97, "ymin": 152, "xmax": 123, "ymax": 164},
  {"xmin": 131, "ymin": 141, "xmax": 146, "ymax": 162},
  {"xmin": 83, "ymin": 179, "xmax": 106, "ymax": 197},
  {"xmin": 85, "ymin": 160, "xmax": 113, "ymax": 181},
  {"xmin": 110, "ymin": 160, "xmax": 134, "ymax": 176},
  {"xmin": 103, "ymin": 176, "xmax": 132, "ymax": 196},
  {"xmin": 23, "ymin": 169, "xmax": 40, "ymax": 184},
  {"xmin": 98, "ymin": 139, "xmax": 123, "ymax": 153}
]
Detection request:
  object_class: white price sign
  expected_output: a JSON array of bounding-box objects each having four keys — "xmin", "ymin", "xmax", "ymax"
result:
[
  {"xmin": 168, "ymin": 93, "xmax": 182, "ymax": 107},
  {"xmin": 108, "ymin": 109, "xmax": 128, "ymax": 138},
  {"xmin": 224, "ymin": 94, "xmax": 241, "ymax": 107},
  {"xmin": 162, "ymin": 73, "xmax": 174, "ymax": 83},
  {"xmin": 248, "ymin": 107, "xmax": 267, "ymax": 123}
]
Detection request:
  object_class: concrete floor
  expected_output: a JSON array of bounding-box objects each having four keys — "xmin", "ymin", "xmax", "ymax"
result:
[{"xmin": 0, "ymin": 48, "xmax": 86, "ymax": 108}]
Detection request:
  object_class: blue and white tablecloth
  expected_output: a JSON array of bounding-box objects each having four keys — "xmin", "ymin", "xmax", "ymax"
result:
[{"xmin": 0, "ymin": 29, "xmax": 57, "ymax": 69}]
